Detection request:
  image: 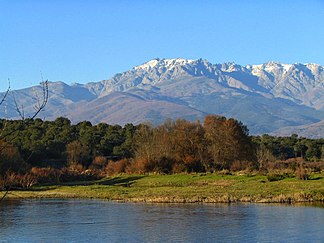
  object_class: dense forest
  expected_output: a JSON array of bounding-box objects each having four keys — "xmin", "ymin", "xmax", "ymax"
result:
[{"xmin": 0, "ymin": 115, "xmax": 323, "ymax": 189}]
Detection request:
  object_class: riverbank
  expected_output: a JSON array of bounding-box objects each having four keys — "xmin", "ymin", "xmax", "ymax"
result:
[{"xmin": 4, "ymin": 173, "xmax": 324, "ymax": 203}]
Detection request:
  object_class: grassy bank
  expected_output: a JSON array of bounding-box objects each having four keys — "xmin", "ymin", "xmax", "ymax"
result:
[{"xmin": 4, "ymin": 173, "xmax": 324, "ymax": 203}]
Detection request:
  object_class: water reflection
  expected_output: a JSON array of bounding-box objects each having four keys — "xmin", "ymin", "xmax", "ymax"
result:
[{"xmin": 0, "ymin": 200, "xmax": 323, "ymax": 242}]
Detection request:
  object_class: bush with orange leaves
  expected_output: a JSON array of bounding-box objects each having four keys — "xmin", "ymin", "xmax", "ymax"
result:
[
  {"xmin": 126, "ymin": 158, "xmax": 147, "ymax": 174},
  {"xmin": 90, "ymin": 156, "xmax": 108, "ymax": 170},
  {"xmin": 229, "ymin": 160, "xmax": 254, "ymax": 172},
  {"xmin": 30, "ymin": 167, "xmax": 61, "ymax": 184},
  {"xmin": 105, "ymin": 159, "xmax": 129, "ymax": 176},
  {"xmin": 0, "ymin": 171, "xmax": 37, "ymax": 190}
]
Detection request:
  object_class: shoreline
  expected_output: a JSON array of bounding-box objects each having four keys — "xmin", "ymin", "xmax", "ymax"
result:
[
  {"xmin": 5, "ymin": 193, "xmax": 324, "ymax": 204},
  {"xmin": 3, "ymin": 173, "xmax": 324, "ymax": 204}
]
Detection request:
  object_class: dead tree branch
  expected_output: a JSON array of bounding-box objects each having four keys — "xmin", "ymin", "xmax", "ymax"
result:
[
  {"xmin": 0, "ymin": 190, "xmax": 9, "ymax": 202},
  {"xmin": 13, "ymin": 80, "xmax": 49, "ymax": 120},
  {"xmin": 0, "ymin": 80, "xmax": 10, "ymax": 107},
  {"xmin": 30, "ymin": 80, "xmax": 49, "ymax": 119}
]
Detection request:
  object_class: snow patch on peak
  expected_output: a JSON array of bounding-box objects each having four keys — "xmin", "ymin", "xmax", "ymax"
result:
[
  {"xmin": 281, "ymin": 64, "xmax": 292, "ymax": 72},
  {"xmin": 305, "ymin": 63, "xmax": 322, "ymax": 73},
  {"xmin": 134, "ymin": 59, "xmax": 160, "ymax": 71},
  {"xmin": 164, "ymin": 58, "xmax": 195, "ymax": 68},
  {"xmin": 250, "ymin": 64, "xmax": 264, "ymax": 76},
  {"xmin": 251, "ymin": 64, "xmax": 263, "ymax": 69},
  {"xmin": 305, "ymin": 63, "xmax": 320, "ymax": 67},
  {"xmin": 264, "ymin": 62, "xmax": 284, "ymax": 73},
  {"xmin": 134, "ymin": 58, "xmax": 196, "ymax": 71},
  {"xmin": 251, "ymin": 62, "xmax": 292, "ymax": 74}
]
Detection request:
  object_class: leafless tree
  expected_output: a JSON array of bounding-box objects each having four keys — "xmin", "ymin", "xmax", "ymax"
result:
[
  {"xmin": 0, "ymin": 81, "xmax": 11, "ymax": 202},
  {"xmin": 0, "ymin": 79, "xmax": 49, "ymax": 202},
  {"xmin": 13, "ymin": 80, "xmax": 49, "ymax": 120}
]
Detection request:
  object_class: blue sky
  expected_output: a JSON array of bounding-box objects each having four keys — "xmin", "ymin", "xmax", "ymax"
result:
[{"xmin": 1, "ymin": 0, "xmax": 323, "ymax": 91}]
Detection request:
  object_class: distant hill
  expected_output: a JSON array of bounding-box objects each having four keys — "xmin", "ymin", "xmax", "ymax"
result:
[
  {"xmin": 1, "ymin": 58, "xmax": 323, "ymax": 136},
  {"xmin": 271, "ymin": 120, "xmax": 324, "ymax": 138}
]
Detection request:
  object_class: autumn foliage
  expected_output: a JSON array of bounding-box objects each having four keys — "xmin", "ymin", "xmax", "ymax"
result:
[
  {"xmin": 132, "ymin": 115, "xmax": 256, "ymax": 173},
  {"xmin": 0, "ymin": 116, "xmax": 323, "ymax": 189}
]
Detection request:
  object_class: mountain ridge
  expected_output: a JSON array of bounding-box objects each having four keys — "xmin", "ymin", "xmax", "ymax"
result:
[{"xmin": 1, "ymin": 58, "xmax": 323, "ymax": 137}]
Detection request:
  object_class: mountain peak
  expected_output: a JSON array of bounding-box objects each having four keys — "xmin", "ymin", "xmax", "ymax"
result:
[
  {"xmin": 2, "ymin": 58, "xmax": 323, "ymax": 137},
  {"xmin": 250, "ymin": 61, "xmax": 292, "ymax": 74},
  {"xmin": 134, "ymin": 58, "xmax": 196, "ymax": 71}
]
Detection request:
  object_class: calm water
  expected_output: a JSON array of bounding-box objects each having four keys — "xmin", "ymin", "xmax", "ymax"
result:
[{"xmin": 0, "ymin": 200, "xmax": 323, "ymax": 243}]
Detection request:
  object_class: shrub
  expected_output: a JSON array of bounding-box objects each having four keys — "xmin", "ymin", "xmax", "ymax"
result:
[
  {"xmin": 126, "ymin": 158, "xmax": 156, "ymax": 174},
  {"xmin": 105, "ymin": 159, "xmax": 128, "ymax": 175},
  {"xmin": 295, "ymin": 167, "xmax": 310, "ymax": 180},
  {"xmin": 90, "ymin": 156, "xmax": 108, "ymax": 170},
  {"xmin": 20, "ymin": 173, "xmax": 38, "ymax": 188},
  {"xmin": 62, "ymin": 166, "xmax": 102, "ymax": 182},
  {"xmin": 229, "ymin": 160, "xmax": 254, "ymax": 172},
  {"xmin": 31, "ymin": 167, "xmax": 61, "ymax": 184},
  {"xmin": 68, "ymin": 163, "xmax": 85, "ymax": 172},
  {"xmin": 151, "ymin": 157, "xmax": 174, "ymax": 174},
  {"xmin": 285, "ymin": 158, "xmax": 304, "ymax": 171},
  {"xmin": 230, "ymin": 161, "xmax": 243, "ymax": 172},
  {"xmin": 129, "ymin": 157, "xmax": 175, "ymax": 174},
  {"xmin": 303, "ymin": 161, "xmax": 324, "ymax": 173},
  {"xmin": 172, "ymin": 163, "xmax": 187, "ymax": 174},
  {"xmin": 0, "ymin": 171, "xmax": 38, "ymax": 189},
  {"xmin": 262, "ymin": 158, "xmax": 307, "ymax": 175}
]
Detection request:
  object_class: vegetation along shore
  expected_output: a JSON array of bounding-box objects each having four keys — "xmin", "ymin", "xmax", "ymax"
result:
[
  {"xmin": 5, "ymin": 173, "xmax": 324, "ymax": 203},
  {"xmin": 1, "ymin": 115, "xmax": 324, "ymax": 203}
]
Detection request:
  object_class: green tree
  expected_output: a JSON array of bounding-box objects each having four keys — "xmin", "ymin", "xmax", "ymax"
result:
[{"xmin": 66, "ymin": 140, "xmax": 91, "ymax": 167}]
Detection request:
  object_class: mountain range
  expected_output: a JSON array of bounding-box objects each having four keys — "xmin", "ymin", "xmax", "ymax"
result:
[{"xmin": 1, "ymin": 58, "xmax": 323, "ymax": 137}]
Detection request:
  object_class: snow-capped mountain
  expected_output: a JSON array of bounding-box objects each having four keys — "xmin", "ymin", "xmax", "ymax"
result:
[
  {"xmin": 1, "ymin": 58, "xmax": 323, "ymax": 136},
  {"xmin": 98, "ymin": 58, "xmax": 323, "ymax": 110}
]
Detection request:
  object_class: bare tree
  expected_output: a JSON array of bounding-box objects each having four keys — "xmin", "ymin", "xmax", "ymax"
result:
[
  {"xmin": 0, "ymin": 79, "xmax": 49, "ymax": 202},
  {"xmin": 13, "ymin": 80, "xmax": 49, "ymax": 120},
  {"xmin": 0, "ymin": 81, "xmax": 11, "ymax": 202}
]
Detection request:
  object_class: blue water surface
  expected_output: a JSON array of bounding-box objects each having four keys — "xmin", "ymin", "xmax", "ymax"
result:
[{"xmin": 0, "ymin": 199, "xmax": 323, "ymax": 243}]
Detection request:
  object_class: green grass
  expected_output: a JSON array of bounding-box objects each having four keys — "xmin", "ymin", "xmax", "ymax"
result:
[{"xmin": 4, "ymin": 172, "xmax": 324, "ymax": 203}]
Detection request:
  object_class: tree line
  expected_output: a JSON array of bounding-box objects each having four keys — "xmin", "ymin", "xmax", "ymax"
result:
[{"xmin": 0, "ymin": 115, "xmax": 323, "ymax": 179}]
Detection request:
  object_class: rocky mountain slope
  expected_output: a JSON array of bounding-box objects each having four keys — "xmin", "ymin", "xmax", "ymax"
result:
[{"xmin": 1, "ymin": 58, "xmax": 323, "ymax": 136}]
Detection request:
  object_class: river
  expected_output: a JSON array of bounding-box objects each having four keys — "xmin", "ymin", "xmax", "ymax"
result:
[{"xmin": 0, "ymin": 200, "xmax": 323, "ymax": 242}]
